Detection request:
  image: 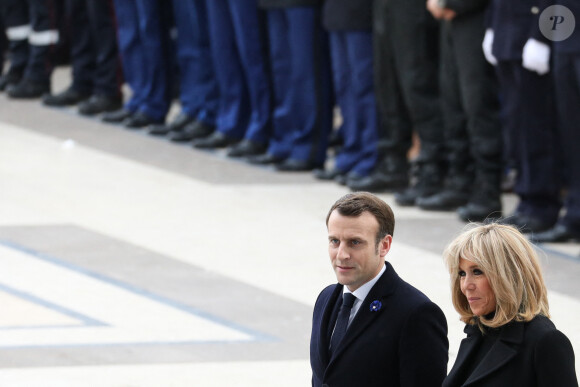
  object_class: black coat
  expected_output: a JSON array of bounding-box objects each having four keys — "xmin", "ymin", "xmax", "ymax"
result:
[
  {"xmin": 258, "ymin": 0, "xmax": 321, "ymax": 8},
  {"xmin": 310, "ymin": 262, "xmax": 449, "ymax": 387},
  {"xmin": 322, "ymin": 0, "xmax": 373, "ymax": 31},
  {"xmin": 443, "ymin": 0, "xmax": 488, "ymax": 16},
  {"xmin": 486, "ymin": 0, "xmax": 552, "ymax": 60},
  {"xmin": 553, "ymin": 0, "xmax": 580, "ymax": 53},
  {"xmin": 443, "ymin": 315, "xmax": 578, "ymax": 387}
]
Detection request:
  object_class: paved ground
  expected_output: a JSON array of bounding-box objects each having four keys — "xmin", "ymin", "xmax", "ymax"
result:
[{"xmin": 0, "ymin": 68, "xmax": 578, "ymax": 386}]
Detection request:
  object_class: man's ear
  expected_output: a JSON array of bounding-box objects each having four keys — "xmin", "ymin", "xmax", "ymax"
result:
[{"xmin": 379, "ymin": 234, "xmax": 392, "ymax": 258}]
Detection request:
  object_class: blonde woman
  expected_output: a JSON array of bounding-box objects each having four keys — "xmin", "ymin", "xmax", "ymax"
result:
[{"xmin": 442, "ymin": 223, "xmax": 577, "ymax": 386}]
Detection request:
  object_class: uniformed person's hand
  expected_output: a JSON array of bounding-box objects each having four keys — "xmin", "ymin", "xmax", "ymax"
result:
[
  {"xmin": 482, "ymin": 29, "xmax": 498, "ymax": 66},
  {"xmin": 522, "ymin": 38, "xmax": 550, "ymax": 75}
]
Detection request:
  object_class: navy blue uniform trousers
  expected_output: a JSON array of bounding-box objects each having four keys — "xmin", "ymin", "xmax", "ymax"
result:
[
  {"xmin": 205, "ymin": 0, "xmax": 271, "ymax": 143},
  {"xmin": 265, "ymin": 6, "xmax": 333, "ymax": 164},
  {"xmin": 551, "ymin": 0, "xmax": 580, "ymax": 227},
  {"xmin": 171, "ymin": 0, "xmax": 218, "ymax": 126},
  {"xmin": 329, "ymin": 30, "xmax": 378, "ymax": 176},
  {"xmin": 489, "ymin": 0, "xmax": 561, "ymax": 222},
  {"xmin": 112, "ymin": 0, "xmax": 172, "ymax": 122},
  {"xmin": 495, "ymin": 62, "xmax": 561, "ymax": 221},
  {"xmin": 554, "ymin": 55, "xmax": 580, "ymax": 226}
]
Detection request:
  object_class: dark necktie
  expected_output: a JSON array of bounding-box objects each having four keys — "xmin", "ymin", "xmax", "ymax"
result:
[{"xmin": 330, "ymin": 293, "xmax": 356, "ymax": 354}]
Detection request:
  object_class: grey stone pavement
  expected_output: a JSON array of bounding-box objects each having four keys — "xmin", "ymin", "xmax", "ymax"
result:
[{"xmin": 0, "ymin": 68, "xmax": 578, "ymax": 386}]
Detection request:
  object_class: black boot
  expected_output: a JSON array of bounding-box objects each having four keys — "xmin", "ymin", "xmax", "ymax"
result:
[
  {"xmin": 7, "ymin": 79, "xmax": 50, "ymax": 99},
  {"xmin": 395, "ymin": 161, "xmax": 444, "ymax": 206},
  {"xmin": 348, "ymin": 155, "xmax": 409, "ymax": 192},
  {"xmin": 78, "ymin": 94, "xmax": 123, "ymax": 116},
  {"xmin": 457, "ymin": 172, "xmax": 502, "ymax": 222},
  {"xmin": 0, "ymin": 67, "xmax": 24, "ymax": 91},
  {"xmin": 43, "ymin": 86, "xmax": 90, "ymax": 107},
  {"xmin": 417, "ymin": 173, "xmax": 472, "ymax": 211},
  {"xmin": 417, "ymin": 189, "xmax": 470, "ymax": 211}
]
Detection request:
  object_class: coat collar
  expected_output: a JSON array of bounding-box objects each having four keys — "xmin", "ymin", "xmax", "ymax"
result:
[
  {"xmin": 322, "ymin": 262, "xmax": 400, "ymax": 366},
  {"xmin": 317, "ymin": 283, "xmax": 342, "ymax": 365},
  {"xmin": 445, "ymin": 320, "xmax": 525, "ymax": 386}
]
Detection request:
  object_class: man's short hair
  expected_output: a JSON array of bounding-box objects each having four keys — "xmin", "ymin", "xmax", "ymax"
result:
[
  {"xmin": 444, "ymin": 223, "xmax": 550, "ymax": 328},
  {"xmin": 326, "ymin": 192, "xmax": 395, "ymax": 246}
]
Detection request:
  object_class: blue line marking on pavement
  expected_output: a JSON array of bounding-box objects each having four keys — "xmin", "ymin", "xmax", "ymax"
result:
[
  {"xmin": 0, "ymin": 239, "xmax": 277, "ymax": 345},
  {"xmin": 0, "ymin": 283, "xmax": 107, "ymax": 330}
]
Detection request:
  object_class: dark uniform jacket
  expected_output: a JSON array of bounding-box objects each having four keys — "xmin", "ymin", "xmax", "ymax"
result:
[
  {"xmin": 443, "ymin": 315, "xmax": 578, "ymax": 387},
  {"xmin": 553, "ymin": 0, "xmax": 580, "ymax": 53},
  {"xmin": 486, "ymin": 0, "xmax": 552, "ymax": 60},
  {"xmin": 442, "ymin": 0, "xmax": 488, "ymax": 16},
  {"xmin": 322, "ymin": 0, "xmax": 373, "ymax": 31},
  {"xmin": 310, "ymin": 262, "xmax": 449, "ymax": 387},
  {"xmin": 258, "ymin": 0, "xmax": 321, "ymax": 8}
]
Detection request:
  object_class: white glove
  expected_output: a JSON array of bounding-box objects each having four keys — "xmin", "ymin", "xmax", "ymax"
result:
[
  {"xmin": 482, "ymin": 29, "xmax": 497, "ymax": 66},
  {"xmin": 522, "ymin": 38, "xmax": 550, "ymax": 75}
]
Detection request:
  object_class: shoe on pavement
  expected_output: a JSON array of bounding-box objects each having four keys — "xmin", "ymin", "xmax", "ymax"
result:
[
  {"xmin": 102, "ymin": 108, "xmax": 134, "ymax": 123},
  {"xmin": 7, "ymin": 79, "xmax": 50, "ymax": 99},
  {"xmin": 529, "ymin": 222, "xmax": 580, "ymax": 243},
  {"xmin": 78, "ymin": 94, "xmax": 123, "ymax": 116}
]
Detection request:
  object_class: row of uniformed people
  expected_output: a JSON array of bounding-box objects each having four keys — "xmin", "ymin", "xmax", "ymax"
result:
[
  {"xmin": 330, "ymin": 0, "xmax": 580, "ymax": 243},
  {"xmin": 1, "ymin": 0, "xmax": 578, "ymax": 242},
  {"xmin": 0, "ymin": 0, "xmax": 122, "ymax": 116}
]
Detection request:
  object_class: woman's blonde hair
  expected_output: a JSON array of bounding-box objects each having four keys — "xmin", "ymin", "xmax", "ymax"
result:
[{"xmin": 443, "ymin": 223, "xmax": 550, "ymax": 328}]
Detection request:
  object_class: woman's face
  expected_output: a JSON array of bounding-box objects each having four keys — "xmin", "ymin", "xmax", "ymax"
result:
[{"xmin": 458, "ymin": 257, "xmax": 497, "ymax": 316}]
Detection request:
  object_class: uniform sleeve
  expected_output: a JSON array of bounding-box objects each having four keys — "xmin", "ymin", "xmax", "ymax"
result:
[
  {"xmin": 443, "ymin": 0, "xmax": 488, "ymax": 16},
  {"xmin": 399, "ymin": 302, "xmax": 449, "ymax": 387},
  {"xmin": 534, "ymin": 329, "xmax": 578, "ymax": 387}
]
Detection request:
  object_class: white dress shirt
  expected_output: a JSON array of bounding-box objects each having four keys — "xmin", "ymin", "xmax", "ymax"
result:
[{"xmin": 343, "ymin": 263, "xmax": 386, "ymax": 327}]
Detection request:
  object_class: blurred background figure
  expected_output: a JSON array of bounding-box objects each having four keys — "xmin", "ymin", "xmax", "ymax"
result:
[
  {"xmin": 150, "ymin": 0, "xmax": 219, "ymax": 142},
  {"xmin": 252, "ymin": 0, "xmax": 333, "ymax": 171},
  {"xmin": 485, "ymin": 0, "xmax": 562, "ymax": 234},
  {"xmin": 1, "ymin": 0, "xmax": 60, "ymax": 99},
  {"xmin": 532, "ymin": 0, "xmax": 580, "ymax": 243},
  {"xmin": 314, "ymin": 0, "xmax": 378, "ymax": 183},
  {"xmin": 103, "ymin": 0, "xmax": 174, "ymax": 129},
  {"xmin": 418, "ymin": 0, "xmax": 503, "ymax": 223},
  {"xmin": 195, "ymin": 0, "xmax": 272, "ymax": 159},
  {"xmin": 42, "ymin": 0, "xmax": 123, "ymax": 116},
  {"xmin": 350, "ymin": 0, "xmax": 445, "ymax": 209}
]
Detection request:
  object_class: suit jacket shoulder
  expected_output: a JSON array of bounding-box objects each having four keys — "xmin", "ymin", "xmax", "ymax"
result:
[{"xmin": 443, "ymin": 315, "xmax": 578, "ymax": 387}]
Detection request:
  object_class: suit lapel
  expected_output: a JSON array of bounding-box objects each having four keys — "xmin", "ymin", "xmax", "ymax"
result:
[
  {"xmin": 464, "ymin": 321, "xmax": 524, "ymax": 385},
  {"xmin": 318, "ymin": 284, "xmax": 343, "ymax": 366},
  {"xmin": 329, "ymin": 262, "xmax": 399, "ymax": 361}
]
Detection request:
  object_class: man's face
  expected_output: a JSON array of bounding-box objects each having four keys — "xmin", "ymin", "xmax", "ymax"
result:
[{"xmin": 327, "ymin": 210, "xmax": 392, "ymax": 292}]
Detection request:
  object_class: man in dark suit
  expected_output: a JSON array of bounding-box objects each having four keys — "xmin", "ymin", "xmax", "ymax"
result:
[{"xmin": 310, "ymin": 192, "xmax": 448, "ymax": 386}]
